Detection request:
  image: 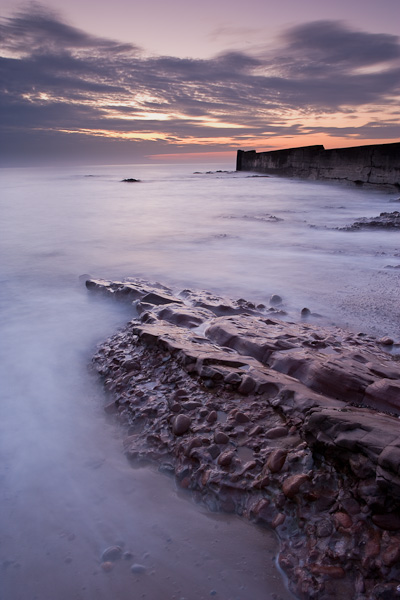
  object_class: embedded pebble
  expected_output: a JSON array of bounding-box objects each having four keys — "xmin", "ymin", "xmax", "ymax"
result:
[
  {"xmin": 173, "ymin": 414, "xmax": 191, "ymax": 435},
  {"xmin": 130, "ymin": 563, "xmax": 147, "ymax": 574},
  {"xmin": 217, "ymin": 451, "xmax": 235, "ymax": 466},
  {"xmin": 101, "ymin": 545, "xmax": 123, "ymax": 562},
  {"xmin": 214, "ymin": 431, "xmax": 229, "ymax": 444},
  {"xmin": 266, "ymin": 426, "xmax": 288, "ymax": 439},
  {"xmin": 267, "ymin": 449, "xmax": 287, "ymax": 474}
]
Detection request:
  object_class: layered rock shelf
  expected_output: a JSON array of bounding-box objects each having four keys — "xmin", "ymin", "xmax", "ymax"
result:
[{"xmin": 87, "ymin": 277, "xmax": 400, "ymax": 600}]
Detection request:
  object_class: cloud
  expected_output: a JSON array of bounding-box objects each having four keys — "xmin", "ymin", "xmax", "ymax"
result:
[
  {"xmin": 281, "ymin": 20, "xmax": 400, "ymax": 71},
  {"xmin": 0, "ymin": 5, "xmax": 399, "ymax": 164}
]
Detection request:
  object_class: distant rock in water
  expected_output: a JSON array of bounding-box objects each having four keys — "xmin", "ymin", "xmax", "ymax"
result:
[
  {"xmin": 341, "ymin": 211, "xmax": 400, "ymax": 231},
  {"xmin": 122, "ymin": 178, "xmax": 141, "ymax": 183}
]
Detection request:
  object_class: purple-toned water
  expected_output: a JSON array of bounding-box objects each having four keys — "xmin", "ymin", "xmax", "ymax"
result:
[{"xmin": 1, "ymin": 163, "xmax": 398, "ymax": 599}]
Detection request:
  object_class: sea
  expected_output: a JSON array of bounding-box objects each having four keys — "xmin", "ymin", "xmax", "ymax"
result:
[{"xmin": 1, "ymin": 162, "xmax": 399, "ymax": 600}]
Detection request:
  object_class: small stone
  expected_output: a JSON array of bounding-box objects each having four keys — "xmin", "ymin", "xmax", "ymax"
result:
[
  {"xmin": 249, "ymin": 425, "xmax": 263, "ymax": 436},
  {"xmin": 172, "ymin": 414, "xmax": 191, "ymax": 436},
  {"xmin": 238, "ymin": 376, "xmax": 256, "ymax": 395},
  {"xmin": 267, "ymin": 449, "xmax": 287, "ymax": 474},
  {"xmin": 382, "ymin": 542, "xmax": 400, "ymax": 567},
  {"xmin": 217, "ymin": 451, "xmax": 235, "ymax": 466},
  {"xmin": 206, "ymin": 410, "xmax": 218, "ymax": 423},
  {"xmin": 235, "ymin": 411, "xmax": 250, "ymax": 424},
  {"xmin": 310, "ymin": 565, "xmax": 345, "ymax": 579},
  {"xmin": 214, "ymin": 431, "xmax": 229, "ymax": 445},
  {"xmin": 265, "ymin": 426, "xmax": 288, "ymax": 439},
  {"xmin": 130, "ymin": 563, "xmax": 147, "ymax": 574},
  {"xmin": 372, "ymin": 513, "xmax": 400, "ymax": 531},
  {"xmin": 101, "ymin": 561, "xmax": 114, "ymax": 572},
  {"xmin": 224, "ymin": 372, "xmax": 242, "ymax": 384},
  {"xmin": 334, "ymin": 512, "xmax": 352, "ymax": 530},
  {"xmin": 101, "ymin": 546, "xmax": 123, "ymax": 562},
  {"xmin": 271, "ymin": 513, "xmax": 286, "ymax": 528},
  {"xmin": 378, "ymin": 336, "xmax": 394, "ymax": 346},
  {"xmin": 301, "ymin": 307, "xmax": 311, "ymax": 317},
  {"xmin": 282, "ymin": 474, "xmax": 309, "ymax": 499}
]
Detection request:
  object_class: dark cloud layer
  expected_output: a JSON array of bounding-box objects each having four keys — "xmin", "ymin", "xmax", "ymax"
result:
[{"xmin": 1, "ymin": 6, "xmax": 399, "ymax": 164}]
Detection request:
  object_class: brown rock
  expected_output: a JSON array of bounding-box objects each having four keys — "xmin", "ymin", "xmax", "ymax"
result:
[
  {"xmin": 214, "ymin": 431, "xmax": 229, "ymax": 444},
  {"xmin": 282, "ymin": 474, "xmax": 309, "ymax": 499},
  {"xmin": 378, "ymin": 336, "xmax": 394, "ymax": 346},
  {"xmin": 372, "ymin": 513, "xmax": 400, "ymax": 531},
  {"xmin": 238, "ymin": 376, "xmax": 256, "ymax": 395},
  {"xmin": 334, "ymin": 512, "xmax": 352, "ymax": 530},
  {"xmin": 309, "ymin": 565, "xmax": 345, "ymax": 579},
  {"xmin": 266, "ymin": 449, "xmax": 287, "ymax": 473},
  {"xmin": 218, "ymin": 451, "xmax": 235, "ymax": 467},
  {"xmin": 235, "ymin": 411, "xmax": 250, "ymax": 424},
  {"xmin": 206, "ymin": 410, "xmax": 218, "ymax": 423},
  {"xmin": 249, "ymin": 425, "xmax": 263, "ymax": 436},
  {"xmin": 363, "ymin": 533, "xmax": 381, "ymax": 562},
  {"xmin": 172, "ymin": 414, "xmax": 191, "ymax": 436},
  {"xmin": 382, "ymin": 542, "xmax": 400, "ymax": 566},
  {"xmin": 272, "ymin": 513, "xmax": 286, "ymax": 528},
  {"xmin": 266, "ymin": 426, "xmax": 288, "ymax": 439}
]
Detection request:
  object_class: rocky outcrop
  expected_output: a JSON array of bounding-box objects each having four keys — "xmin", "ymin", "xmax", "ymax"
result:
[
  {"xmin": 87, "ymin": 277, "xmax": 400, "ymax": 600},
  {"xmin": 236, "ymin": 142, "xmax": 400, "ymax": 189},
  {"xmin": 340, "ymin": 211, "xmax": 400, "ymax": 230}
]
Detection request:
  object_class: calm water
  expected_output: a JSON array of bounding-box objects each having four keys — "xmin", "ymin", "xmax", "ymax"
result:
[{"xmin": 1, "ymin": 162, "xmax": 399, "ymax": 600}]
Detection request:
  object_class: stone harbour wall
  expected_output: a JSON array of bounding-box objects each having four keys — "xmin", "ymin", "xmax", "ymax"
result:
[{"xmin": 236, "ymin": 142, "xmax": 400, "ymax": 189}]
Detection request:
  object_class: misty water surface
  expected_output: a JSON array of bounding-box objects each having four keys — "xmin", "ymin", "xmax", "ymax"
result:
[{"xmin": 0, "ymin": 163, "xmax": 399, "ymax": 599}]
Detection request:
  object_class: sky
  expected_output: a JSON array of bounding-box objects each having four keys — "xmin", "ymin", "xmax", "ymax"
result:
[{"xmin": 0, "ymin": 0, "xmax": 399, "ymax": 166}]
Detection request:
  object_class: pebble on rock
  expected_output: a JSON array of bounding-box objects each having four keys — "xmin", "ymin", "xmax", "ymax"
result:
[
  {"xmin": 172, "ymin": 414, "xmax": 191, "ymax": 436},
  {"xmin": 267, "ymin": 449, "xmax": 287, "ymax": 473},
  {"xmin": 214, "ymin": 431, "xmax": 229, "ymax": 445},
  {"xmin": 217, "ymin": 451, "xmax": 235, "ymax": 466},
  {"xmin": 282, "ymin": 474, "xmax": 309, "ymax": 499}
]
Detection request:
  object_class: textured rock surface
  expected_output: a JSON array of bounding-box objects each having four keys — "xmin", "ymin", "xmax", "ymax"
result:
[
  {"xmin": 340, "ymin": 211, "xmax": 400, "ymax": 231},
  {"xmin": 87, "ymin": 277, "xmax": 400, "ymax": 600}
]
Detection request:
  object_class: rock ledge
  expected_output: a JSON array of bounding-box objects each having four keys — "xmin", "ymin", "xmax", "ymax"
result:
[{"xmin": 87, "ymin": 277, "xmax": 400, "ymax": 600}]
